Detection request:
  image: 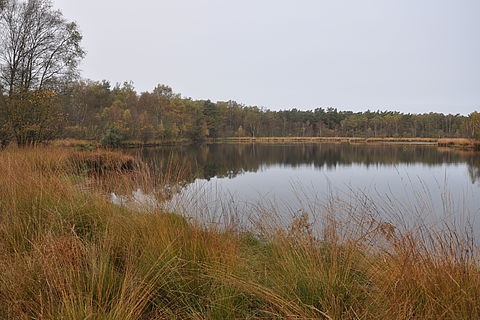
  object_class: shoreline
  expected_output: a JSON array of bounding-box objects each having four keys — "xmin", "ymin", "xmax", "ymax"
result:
[{"xmin": 52, "ymin": 137, "xmax": 480, "ymax": 151}]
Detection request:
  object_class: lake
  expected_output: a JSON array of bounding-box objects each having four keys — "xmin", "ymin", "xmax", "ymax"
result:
[{"xmin": 127, "ymin": 143, "xmax": 480, "ymax": 231}]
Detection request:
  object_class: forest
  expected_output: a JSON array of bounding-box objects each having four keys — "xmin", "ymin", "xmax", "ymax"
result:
[
  {"xmin": 0, "ymin": 80, "xmax": 480, "ymax": 146},
  {"xmin": 60, "ymin": 81, "xmax": 479, "ymax": 146},
  {"xmin": 2, "ymin": 79, "xmax": 480, "ymax": 147}
]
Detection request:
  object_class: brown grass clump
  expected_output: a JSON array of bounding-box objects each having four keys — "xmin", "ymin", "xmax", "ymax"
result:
[
  {"xmin": 67, "ymin": 149, "xmax": 140, "ymax": 174},
  {"xmin": 50, "ymin": 138, "xmax": 99, "ymax": 148},
  {"xmin": 438, "ymin": 138, "xmax": 480, "ymax": 150}
]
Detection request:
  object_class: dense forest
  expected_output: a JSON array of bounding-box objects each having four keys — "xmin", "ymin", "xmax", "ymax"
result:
[
  {"xmin": 58, "ymin": 80, "xmax": 479, "ymax": 146},
  {"xmin": 3, "ymin": 78, "xmax": 480, "ymax": 147},
  {"xmin": 0, "ymin": 0, "xmax": 479, "ymax": 147}
]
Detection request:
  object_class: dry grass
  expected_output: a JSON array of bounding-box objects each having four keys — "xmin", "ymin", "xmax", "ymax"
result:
[
  {"xmin": 221, "ymin": 137, "xmax": 480, "ymax": 151},
  {"xmin": 122, "ymin": 138, "xmax": 190, "ymax": 146},
  {"xmin": 438, "ymin": 138, "xmax": 480, "ymax": 150},
  {"xmin": 219, "ymin": 136, "xmax": 444, "ymax": 145},
  {"xmin": 50, "ymin": 138, "xmax": 99, "ymax": 148},
  {"xmin": 0, "ymin": 146, "xmax": 479, "ymax": 319}
]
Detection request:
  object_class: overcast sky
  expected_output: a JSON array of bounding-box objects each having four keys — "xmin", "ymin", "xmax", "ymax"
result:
[{"xmin": 53, "ymin": 0, "xmax": 479, "ymax": 114}]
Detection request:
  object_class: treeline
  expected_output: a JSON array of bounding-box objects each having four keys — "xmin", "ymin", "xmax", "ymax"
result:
[
  {"xmin": 2, "ymin": 79, "xmax": 480, "ymax": 148},
  {"xmin": 60, "ymin": 80, "xmax": 479, "ymax": 146}
]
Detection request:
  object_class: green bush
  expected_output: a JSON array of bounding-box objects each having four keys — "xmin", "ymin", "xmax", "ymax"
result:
[{"xmin": 101, "ymin": 127, "xmax": 125, "ymax": 147}]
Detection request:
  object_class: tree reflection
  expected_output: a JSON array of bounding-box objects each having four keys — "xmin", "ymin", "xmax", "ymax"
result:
[{"xmin": 130, "ymin": 143, "xmax": 480, "ymax": 187}]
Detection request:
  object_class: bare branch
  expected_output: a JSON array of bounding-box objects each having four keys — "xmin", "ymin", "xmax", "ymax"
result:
[{"xmin": 0, "ymin": 0, "xmax": 84, "ymax": 95}]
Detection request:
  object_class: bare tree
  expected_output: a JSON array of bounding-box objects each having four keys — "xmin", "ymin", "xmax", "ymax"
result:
[
  {"xmin": 0, "ymin": 0, "xmax": 84, "ymax": 95},
  {"xmin": 0, "ymin": 0, "xmax": 84, "ymax": 146}
]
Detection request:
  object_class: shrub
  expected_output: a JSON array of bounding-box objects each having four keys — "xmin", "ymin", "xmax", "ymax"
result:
[{"xmin": 101, "ymin": 127, "xmax": 125, "ymax": 147}]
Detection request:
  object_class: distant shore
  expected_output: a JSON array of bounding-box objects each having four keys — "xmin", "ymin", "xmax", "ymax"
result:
[
  {"xmin": 52, "ymin": 137, "xmax": 480, "ymax": 151},
  {"xmin": 219, "ymin": 137, "xmax": 480, "ymax": 150}
]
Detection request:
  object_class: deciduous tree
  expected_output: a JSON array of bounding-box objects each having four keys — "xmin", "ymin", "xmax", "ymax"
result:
[
  {"xmin": 5, "ymin": 89, "xmax": 62, "ymax": 146},
  {"xmin": 0, "ymin": 0, "xmax": 84, "ymax": 146},
  {"xmin": 0, "ymin": 0, "xmax": 85, "ymax": 94}
]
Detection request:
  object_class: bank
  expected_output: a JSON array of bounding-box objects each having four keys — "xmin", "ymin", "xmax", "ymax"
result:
[{"xmin": 53, "ymin": 136, "xmax": 480, "ymax": 151}]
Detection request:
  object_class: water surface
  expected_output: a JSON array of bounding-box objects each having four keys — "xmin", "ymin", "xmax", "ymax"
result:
[{"xmin": 129, "ymin": 143, "xmax": 480, "ymax": 227}]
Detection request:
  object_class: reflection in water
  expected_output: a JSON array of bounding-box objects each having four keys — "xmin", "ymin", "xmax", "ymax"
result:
[
  {"xmin": 121, "ymin": 143, "xmax": 480, "ymax": 232},
  {"xmin": 468, "ymin": 160, "xmax": 480, "ymax": 184},
  {"xmin": 130, "ymin": 143, "xmax": 480, "ymax": 184},
  {"xmin": 110, "ymin": 188, "xmax": 159, "ymax": 210}
]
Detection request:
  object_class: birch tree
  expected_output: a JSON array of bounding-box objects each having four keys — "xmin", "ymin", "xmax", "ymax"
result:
[{"xmin": 0, "ymin": 0, "xmax": 84, "ymax": 95}]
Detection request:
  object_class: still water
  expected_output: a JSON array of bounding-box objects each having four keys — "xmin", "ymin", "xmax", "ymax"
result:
[{"xmin": 128, "ymin": 143, "xmax": 480, "ymax": 227}]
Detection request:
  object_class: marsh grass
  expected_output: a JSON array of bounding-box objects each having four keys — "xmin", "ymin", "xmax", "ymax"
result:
[
  {"xmin": 220, "ymin": 137, "xmax": 480, "ymax": 151},
  {"xmin": 438, "ymin": 138, "xmax": 480, "ymax": 150},
  {"xmin": 0, "ymin": 146, "xmax": 479, "ymax": 319}
]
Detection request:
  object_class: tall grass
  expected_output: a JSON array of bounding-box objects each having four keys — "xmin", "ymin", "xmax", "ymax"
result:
[{"xmin": 0, "ymin": 146, "xmax": 479, "ymax": 319}]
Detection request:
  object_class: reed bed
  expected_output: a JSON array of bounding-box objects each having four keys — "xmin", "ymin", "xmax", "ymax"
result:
[
  {"xmin": 0, "ymin": 146, "xmax": 479, "ymax": 319},
  {"xmin": 438, "ymin": 138, "xmax": 480, "ymax": 150},
  {"xmin": 222, "ymin": 136, "xmax": 440, "ymax": 142},
  {"xmin": 220, "ymin": 136, "xmax": 480, "ymax": 148},
  {"xmin": 218, "ymin": 137, "xmax": 444, "ymax": 147}
]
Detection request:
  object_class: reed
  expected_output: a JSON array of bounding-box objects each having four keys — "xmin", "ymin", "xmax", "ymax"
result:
[
  {"xmin": 438, "ymin": 138, "xmax": 480, "ymax": 150},
  {"xmin": 219, "ymin": 136, "xmax": 441, "ymax": 143},
  {"xmin": 0, "ymin": 146, "xmax": 478, "ymax": 319}
]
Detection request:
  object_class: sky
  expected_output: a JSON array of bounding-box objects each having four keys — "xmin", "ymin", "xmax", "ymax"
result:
[{"xmin": 53, "ymin": 0, "xmax": 480, "ymax": 114}]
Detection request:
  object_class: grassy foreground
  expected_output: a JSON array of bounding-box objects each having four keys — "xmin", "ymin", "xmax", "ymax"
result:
[{"xmin": 0, "ymin": 147, "xmax": 479, "ymax": 319}]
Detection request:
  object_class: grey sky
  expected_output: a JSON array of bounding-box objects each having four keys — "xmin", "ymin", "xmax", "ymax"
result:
[{"xmin": 54, "ymin": 0, "xmax": 479, "ymax": 114}]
